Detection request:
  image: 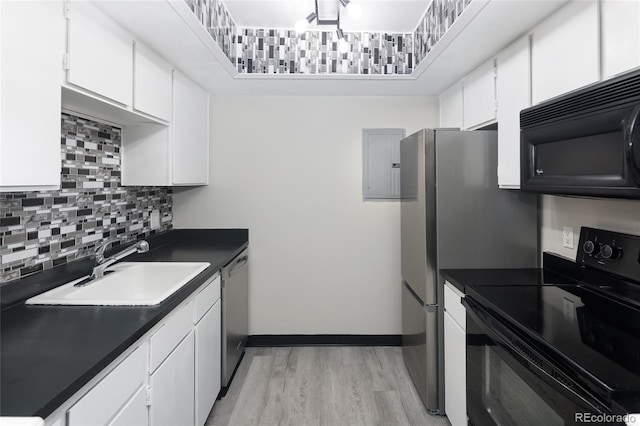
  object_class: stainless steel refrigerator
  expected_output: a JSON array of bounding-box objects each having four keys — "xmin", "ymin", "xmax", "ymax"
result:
[{"xmin": 400, "ymin": 129, "xmax": 538, "ymax": 413}]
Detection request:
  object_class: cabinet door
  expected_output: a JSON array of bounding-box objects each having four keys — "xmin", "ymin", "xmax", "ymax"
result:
[
  {"xmin": 0, "ymin": 1, "xmax": 62, "ymax": 190},
  {"xmin": 150, "ymin": 331, "xmax": 195, "ymax": 426},
  {"xmin": 68, "ymin": 343, "xmax": 147, "ymax": 426},
  {"xmin": 172, "ymin": 71, "xmax": 209, "ymax": 185},
  {"xmin": 195, "ymin": 300, "xmax": 221, "ymax": 426},
  {"xmin": 67, "ymin": 2, "xmax": 133, "ymax": 105},
  {"xmin": 497, "ymin": 36, "xmax": 530, "ymax": 189},
  {"xmin": 531, "ymin": 1, "xmax": 599, "ymax": 104},
  {"xmin": 439, "ymin": 82, "xmax": 463, "ymax": 129},
  {"xmin": 601, "ymin": 0, "xmax": 640, "ymax": 79},
  {"xmin": 121, "ymin": 124, "xmax": 171, "ymax": 186},
  {"xmin": 462, "ymin": 59, "xmax": 496, "ymax": 129},
  {"xmin": 108, "ymin": 385, "xmax": 148, "ymax": 426},
  {"xmin": 134, "ymin": 42, "xmax": 173, "ymax": 121},
  {"xmin": 444, "ymin": 311, "xmax": 466, "ymax": 426}
]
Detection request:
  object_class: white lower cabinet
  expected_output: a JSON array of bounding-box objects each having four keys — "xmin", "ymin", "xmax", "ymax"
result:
[
  {"xmin": 196, "ymin": 300, "xmax": 222, "ymax": 426},
  {"xmin": 150, "ymin": 332, "xmax": 196, "ymax": 426},
  {"xmin": 53, "ymin": 274, "xmax": 222, "ymax": 426},
  {"xmin": 67, "ymin": 342, "xmax": 147, "ymax": 426},
  {"xmin": 444, "ymin": 282, "xmax": 466, "ymax": 426},
  {"xmin": 109, "ymin": 386, "xmax": 148, "ymax": 426}
]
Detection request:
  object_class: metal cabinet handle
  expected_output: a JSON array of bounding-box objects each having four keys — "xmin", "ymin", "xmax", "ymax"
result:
[{"xmin": 229, "ymin": 255, "xmax": 248, "ymax": 276}]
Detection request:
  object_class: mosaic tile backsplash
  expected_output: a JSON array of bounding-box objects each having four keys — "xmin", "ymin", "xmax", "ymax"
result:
[
  {"xmin": 0, "ymin": 113, "xmax": 173, "ymax": 284},
  {"xmin": 235, "ymin": 29, "xmax": 412, "ymax": 75},
  {"xmin": 184, "ymin": 0, "xmax": 473, "ymax": 75}
]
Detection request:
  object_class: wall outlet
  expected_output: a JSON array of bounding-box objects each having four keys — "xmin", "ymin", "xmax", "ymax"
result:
[
  {"xmin": 562, "ymin": 226, "xmax": 574, "ymax": 249},
  {"xmin": 150, "ymin": 210, "xmax": 160, "ymax": 230}
]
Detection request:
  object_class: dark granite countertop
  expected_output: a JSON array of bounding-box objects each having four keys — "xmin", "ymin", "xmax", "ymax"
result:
[
  {"xmin": 441, "ymin": 253, "xmax": 580, "ymax": 294},
  {"xmin": 442, "ymin": 268, "xmax": 544, "ymax": 294},
  {"xmin": 0, "ymin": 229, "xmax": 248, "ymax": 418}
]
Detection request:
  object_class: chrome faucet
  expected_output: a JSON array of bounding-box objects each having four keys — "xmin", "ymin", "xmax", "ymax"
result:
[{"xmin": 75, "ymin": 240, "xmax": 150, "ymax": 286}]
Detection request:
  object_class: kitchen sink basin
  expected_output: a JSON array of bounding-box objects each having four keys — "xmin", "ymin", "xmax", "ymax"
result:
[{"xmin": 25, "ymin": 262, "xmax": 210, "ymax": 306}]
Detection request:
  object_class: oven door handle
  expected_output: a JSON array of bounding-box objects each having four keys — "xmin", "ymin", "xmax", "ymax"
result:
[{"xmin": 462, "ymin": 297, "xmax": 609, "ymax": 415}]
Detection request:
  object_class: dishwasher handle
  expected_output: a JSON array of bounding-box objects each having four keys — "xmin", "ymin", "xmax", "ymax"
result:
[
  {"xmin": 224, "ymin": 250, "xmax": 248, "ymax": 280},
  {"xmin": 230, "ymin": 255, "xmax": 248, "ymax": 274}
]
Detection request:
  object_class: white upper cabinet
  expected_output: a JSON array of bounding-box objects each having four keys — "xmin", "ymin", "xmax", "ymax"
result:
[
  {"xmin": 172, "ymin": 70, "xmax": 210, "ymax": 185},
  {"xmin": 439, "ymin": 82, "xmax": 464, "ymax": 129},
  {"xmin": 601, "ymin": 0, "xmax": 640, "ymax": 79},
  {"xmin": 497, "ymin": 36, "xmax": 530, "ymax": 189},
  {"xmin": 531, "ymin": 0, "xmax": 599, "ymax": 104},
  {"xmin": 134, "ymin": 42, "xmax": 173, "ymax": 121},
  {"xmin": 67, "ymin": 1, "xmax": 133, "ymax": 106},
  {"xmin": 462, "ymin": 59, "xmax": 497, "ymax": 130},
  {"xmin": 0, "ymin": 1, "xmax": 63, "ymax": 192},
  {"xmin": 122, "ymin": 71, "xmax": 210, "ymax": 186}
]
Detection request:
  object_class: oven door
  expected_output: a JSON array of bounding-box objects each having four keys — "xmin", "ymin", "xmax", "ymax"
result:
[{"xmin": 463, "ymin": 297, "xmax": 621, "ymax": 426}]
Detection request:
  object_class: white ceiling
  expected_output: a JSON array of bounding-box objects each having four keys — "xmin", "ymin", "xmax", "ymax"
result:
[
  {"xmin": 223, "ymin": 0, "xmax": 429, "ymax": 33},
  {"xmin": 96, "ymin": 0, "xmax": 570, "ymax": 96}
]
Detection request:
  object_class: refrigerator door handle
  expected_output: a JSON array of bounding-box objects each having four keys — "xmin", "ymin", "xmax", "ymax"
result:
[{"xmin": 424, "ymin": 304, "xmax": 438, "ymax": 313}]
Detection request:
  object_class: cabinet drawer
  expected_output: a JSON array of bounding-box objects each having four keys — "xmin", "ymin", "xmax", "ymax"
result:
[
  {"xmin": 150, "ymin": 300, "xmax": 194, "ymax": 372},
  {"xmin": 444, "ymin": 282, "xmax": 465, "ymax": 331},
  {"xmin": 67, "ymin": 342, "xmax": 147, "ymax": 426},
  {"xmin": 194, "ymin": 275, "xmax": 221, "ymax": 324}
]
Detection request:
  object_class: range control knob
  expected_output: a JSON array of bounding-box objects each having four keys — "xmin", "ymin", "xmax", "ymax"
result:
[
  {"xmin": 600, "ymin": 244, "xmax": 622, "ymax": 261},
  {"xmin": 583, "ymin": 240, "xmax": 598, "ymax": 256}
]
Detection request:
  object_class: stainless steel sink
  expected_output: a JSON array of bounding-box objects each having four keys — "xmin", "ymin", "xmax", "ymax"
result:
[{"xmin": 25, "ymin": 262, "xmax": 210, "ymax": 306}]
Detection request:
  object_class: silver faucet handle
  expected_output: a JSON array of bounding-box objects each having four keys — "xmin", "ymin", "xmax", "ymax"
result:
[
  {"xmin": 137, "ymin": 240, "xmax": 150, "ymax": 253},
  {"xmin": 94, "ymin": 240, "xmax": 114, "ymax": 264}
]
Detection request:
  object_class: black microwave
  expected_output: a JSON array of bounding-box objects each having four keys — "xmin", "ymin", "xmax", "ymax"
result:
[{"xmin": 520, "ymin": 68, "xmax": 640, "ymax": 199}]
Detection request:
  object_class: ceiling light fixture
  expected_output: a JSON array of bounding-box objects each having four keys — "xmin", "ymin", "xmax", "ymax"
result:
[
  {"xmin": 294, "ymin": 12, "xmax": 317, "ymax": 33},
  {"xmin": 336, "ymin": 28, "xmax": 349, "ymax": 54},
  {"xmin": 294, "ymin": 0, "xmax": 362, "ymax": 34}
]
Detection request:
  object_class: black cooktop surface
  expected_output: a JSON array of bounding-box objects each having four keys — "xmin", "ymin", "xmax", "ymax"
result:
[{"xmin": 467, "ymin": 282, "xmax": 640, "ymax": 395}]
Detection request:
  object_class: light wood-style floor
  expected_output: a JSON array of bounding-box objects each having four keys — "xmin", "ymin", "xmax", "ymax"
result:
[{"xmin": 205, "ymin": 346, "xmax": 451, "ymax": 426}]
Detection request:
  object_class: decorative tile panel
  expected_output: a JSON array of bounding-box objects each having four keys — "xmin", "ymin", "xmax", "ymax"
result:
[
  {"xmin": 185, "ymin": 0, "xmax": 474, "ymax": 76},
  {"xmin": 414, "ymin": 0, "xmax": 472, "ymax": 67},
  {"xmin": 185, "ymin": 0, "xmax": 237, "ymax": 63},
  {"xmin": 0, "ymin": 113, "xmax": 173, "ymax": 284},
  {"xmin": 235, "ymin": 29, "xmax": 413, "ymax": 75}
]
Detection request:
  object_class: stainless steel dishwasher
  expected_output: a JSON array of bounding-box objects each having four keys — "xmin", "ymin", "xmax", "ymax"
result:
[{"xmin": 221, "ymin": 248, "xmax": 249, "ymax": 393}]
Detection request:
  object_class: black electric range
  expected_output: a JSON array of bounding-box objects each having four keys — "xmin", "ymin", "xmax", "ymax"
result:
[{"xmin": 464, "ymin": 227, "xmax": 640, "ymax": 425}]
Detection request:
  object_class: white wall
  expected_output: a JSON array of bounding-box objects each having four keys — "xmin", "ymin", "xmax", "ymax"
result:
[
  {"xmin": 173, "ymin": 96, "xmax": 439, "ymax": 335},
  {"xmin": 541, "ymin": 195, "xmax": 640, "ymax": 259}
]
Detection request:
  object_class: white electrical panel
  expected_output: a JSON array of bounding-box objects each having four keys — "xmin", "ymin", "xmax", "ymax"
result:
[{"xmin": 362, "ymin": 128, "xmax": 405, "ymax": 200}]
